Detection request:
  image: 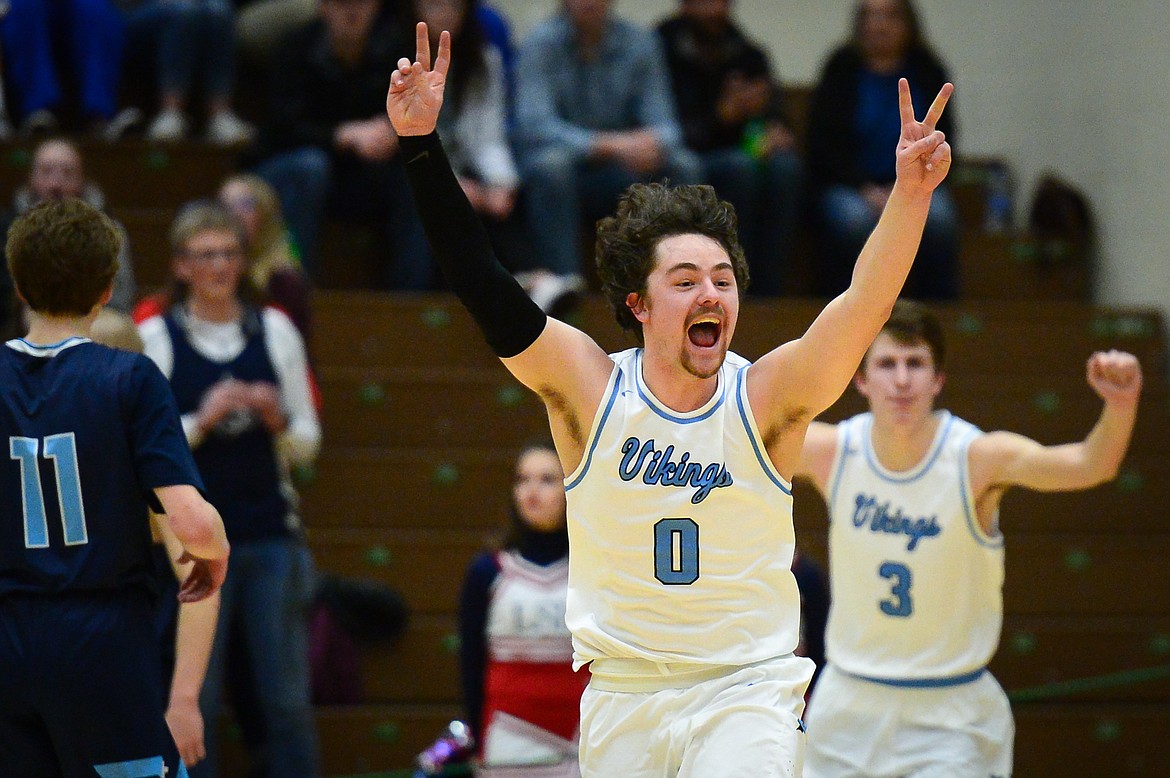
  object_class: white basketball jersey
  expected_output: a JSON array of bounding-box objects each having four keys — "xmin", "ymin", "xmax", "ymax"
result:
[
  {"xmin": 824, "ymin": 411, "xmax": 1005, "ymax": 680},
  {"xmin": 486, "ymin": 550, "xmax": 575, "ymax": 664},
  {"xmin": 563, "ymin": 348, "xmax": 800, "ymax": 670}
]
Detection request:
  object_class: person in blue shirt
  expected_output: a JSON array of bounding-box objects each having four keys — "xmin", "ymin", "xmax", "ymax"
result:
[
  {"xmin": 0, "ymin": 197, "xmax": 230, "ymax": 778},
  {"xmin": 807, "ymin": 0, "xmax": 959, "ymax": 300}
]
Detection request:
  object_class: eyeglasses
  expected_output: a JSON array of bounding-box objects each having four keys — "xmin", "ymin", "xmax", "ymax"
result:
[{"xmin": 185, "ymin": 248, "xmax": 244, "ymax": 263}]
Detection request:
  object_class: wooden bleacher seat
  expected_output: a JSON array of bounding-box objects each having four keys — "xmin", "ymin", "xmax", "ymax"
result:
[
  {"xmin": 1012, "ymin": 704, "xmax": 1170, "ymax": 775},
  {"xmin": 0, "ymin": 139, "xmax": 239, "ymax": 210}
]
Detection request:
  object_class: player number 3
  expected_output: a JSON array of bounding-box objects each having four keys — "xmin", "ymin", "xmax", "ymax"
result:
[{"xmin": 879, "ymin": 561, "xmax": 913, "ymax": 617}]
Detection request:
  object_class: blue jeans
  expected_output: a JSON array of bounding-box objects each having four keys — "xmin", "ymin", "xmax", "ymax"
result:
[
  {"xmin": 0, "ymin": 0, "xmax": 125, "ymax": 120},
  {"xmin": 257, "ymin": 146, "xmax": 432, "ymax": 289},
  {"xmin": 818, "ymin": 183, "xmax": 960, "ymax": 300},
  {"xmin": 521, "ymin": 146, "xmax": 703, "ymax": 276},
  {"xmin": 124, "ymin": 0, "xmax": 236, "ymax": 101},
  {"xmin": 190, "ymin": 537, "xmax": 320, "ymax": 778},
  {"xmin": 702, "ymin": 146, "xmax": 802, "ymax": 297}
]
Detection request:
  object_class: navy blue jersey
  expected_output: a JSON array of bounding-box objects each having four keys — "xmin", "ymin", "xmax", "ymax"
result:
[{"xmin": 0, "ymin": 337, "xmax": 204, "ymax": 596}]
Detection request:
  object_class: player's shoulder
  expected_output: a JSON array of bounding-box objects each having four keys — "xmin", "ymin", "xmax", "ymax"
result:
[
  {"xmin": 724, "ymin": 350, "xmax": 751, "ymax": 372},
  {"xmin": 942, "ymin": 411, "xmax": 984, "ymax": 443},
  {"xmin": 607, "ymin": 346, "xmax": 639, "ymax": 367}
]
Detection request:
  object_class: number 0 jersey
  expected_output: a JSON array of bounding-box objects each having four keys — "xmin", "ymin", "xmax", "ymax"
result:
[
  {"xmin": 824, "ymin": 411, "xmax": 1005, "ymax": 681},
  {"xmin": 564, "ymin": 348, "xmax": 800, "ymax": 672}
]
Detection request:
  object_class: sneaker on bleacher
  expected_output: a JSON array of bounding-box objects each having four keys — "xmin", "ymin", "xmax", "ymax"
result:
[
  {"xmin": 19, "ymin": 109, "xmax": 58, "ymax": 138},
  {"xmin": 147, "ymin": 109, "xmax": 189, "ymax": 142},
  {"xmin": 528, "ymin": 272, "xmax": 586, "ymax": 318},
  {"xmin": 93, "ymin": 107, "xmax": 145, "ymax": 142},
  {"xmin": 206, "ymin": 111, "xmax": 255, "ymax": 146}
]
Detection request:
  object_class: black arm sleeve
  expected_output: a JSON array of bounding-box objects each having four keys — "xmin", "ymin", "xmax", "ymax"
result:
[{"xmin": 399, "ymin": 132, "xmax": 547, "ymax": 358}]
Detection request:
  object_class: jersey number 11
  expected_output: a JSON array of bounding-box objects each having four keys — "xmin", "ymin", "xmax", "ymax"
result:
[{"xmin": 9, "ymin": 434, "xmax": 89, "ymax": 548}]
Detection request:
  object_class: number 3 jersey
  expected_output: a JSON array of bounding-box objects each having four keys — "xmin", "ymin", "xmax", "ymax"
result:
[
  {"xmin": 564, "ymin": 348, "xmax": 801, "ymax": 672},
  {"xmin": 824, "ymin": 411, "xmax": 1005, "ymax": 681}
]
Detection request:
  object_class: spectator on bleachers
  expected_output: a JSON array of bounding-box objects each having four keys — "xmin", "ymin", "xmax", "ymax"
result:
[
  {"xmin": 0, "ymin": 138, "xmax": 136, "ymax": 320},
  {"xmin": 122, "ymin": 0, "xmax": 255, "ymax": 144},
  {"xmin": 219, "ymin": 173, "xmax": 313, "ymax": 342},
  {"xmin": 252, "ymin": 0, "xmax": 430, "ymax": 288},
  {"xmin": 131, "ymin": 174, "xmax": 314, "ymax": 343},
  {"xmin": 0, "ymin": 0, "xmax": 140, "ymax": 139},
  {"xmin": 656, "ymin": 0, "xmax": 802, "ymax": 297},
  {"xmin": 409, "ymin": 0, "xmax": 530, "ymax": 273},
  {"xmin": 513, "ymin": 0, "xmax": 701, "ymax": 313},
  {"xmin": 807, "ymin": 0, "xmax": 959, "ymax": 300},
  {"xmin": 458, "ymin": 440, "xmax": 587, "ymax": 775},
  {"xmin": 138, "ymin": 201, "xmax": 321, "ymax": 778}
]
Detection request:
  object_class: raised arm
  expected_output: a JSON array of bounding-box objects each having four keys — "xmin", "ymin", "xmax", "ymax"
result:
[
  {"xmin": 969, "ymin": 351, "xmax": 1142, "ymax": 501},
  {"xmin": 750, "ymin": 80, "xmax": 953, "ymax": 431},
  {"xmin": 387, "ymin": 23, "xmax": 613, "ymax": 470}
]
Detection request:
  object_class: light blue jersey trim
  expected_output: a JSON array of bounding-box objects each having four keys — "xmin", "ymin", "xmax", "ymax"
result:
[
  {"xmin": 7, "ymin": 336, "xmax": 91, "ymax": 357},
  {"xmin": 565, "ymin": 367, "xmax": 623, "ymax": 491},
  {"xmin": 93, "ymin": 756, "xmax": 188, "ymax": 777},
  {"xmin": 827, "ymin": 421, "xmax": 854, "ymax": 519},
  {"xmin": 634, "ymin": 349, "xmax": 726, "ymax": 424},
  {"xmin": 734, "ymin": 366, "xmax": 792, "ymax": 495},
  {"xmin": 958, "ymin": 427, "xmax": 1005, "ymax": 549},
  {"xmin": 863, "ymin": 411, "xmax": 954, "ymax": 484},
  {"xmin": 844, "ymin": 665, "xmax": 986, "ymax": 688}
]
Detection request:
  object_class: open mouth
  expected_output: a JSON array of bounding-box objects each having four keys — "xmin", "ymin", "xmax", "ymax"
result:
[{"xmin": 687, "ymin": 317, "xmax": 721, "ymax": 348}]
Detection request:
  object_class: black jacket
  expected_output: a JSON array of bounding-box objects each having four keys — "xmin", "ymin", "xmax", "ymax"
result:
[
  {"xmin": 259, "ymin": 16, "xmax": 409, "ymax": 156},
  {"xmin": 807, "ymin": 45, "xmax": 956, "ymax": 189},
  {"xmin": 656, "ymin": 15, "xmax": 790, "ymax": 153}
]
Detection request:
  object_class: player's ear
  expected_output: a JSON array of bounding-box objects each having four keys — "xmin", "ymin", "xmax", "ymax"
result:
[
  {"xmin": 99, "ymin": 285, "xmax": 113, "ymax": 306},
  {"xmin": 627, "ymin": 291, "xmax": 649, "ymax": 324},
  {"xmin": 931, "ymin": 370, "xmax": 946, "ymax": 397}
]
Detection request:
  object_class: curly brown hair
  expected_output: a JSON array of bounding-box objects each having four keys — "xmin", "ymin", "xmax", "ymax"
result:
[
  {"xmin": 6, "ymin": 198, "xmax": 121, "ymax": 316},
  {"xmin": 595, "ymin": 182, "xmax": 749, "ymax": 344}
]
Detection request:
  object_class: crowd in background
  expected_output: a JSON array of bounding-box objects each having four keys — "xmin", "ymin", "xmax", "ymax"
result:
[{"xmin": 0, "ymin": 0, "xmax": 961, "ymax": 322}]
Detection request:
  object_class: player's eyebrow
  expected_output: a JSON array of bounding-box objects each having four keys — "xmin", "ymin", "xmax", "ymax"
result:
[{"xmin": 665, "ymin": 261, "xmax": 734, "ymax": 274}]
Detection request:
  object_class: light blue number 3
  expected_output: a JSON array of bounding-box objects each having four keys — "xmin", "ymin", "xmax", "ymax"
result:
[
  {"xmin": 9, "ymin": 434, "xmax": 88, "ymax": 548},
  {"xmin": 879, "ymin": 561, "xmax": 913, "ymax": 617},
  {"xmin": 654, "ymin": 518, "xmax": 699, "ymax": 585}
]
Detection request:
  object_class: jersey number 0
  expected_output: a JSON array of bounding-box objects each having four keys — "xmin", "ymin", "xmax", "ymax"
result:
[
  {"xmin": 654, "ymin": 518, "xmax": 699, "ymax": 585},
  {"xmin": 9, "ymin": 434, "xmax": 89, "ymax": 548}
]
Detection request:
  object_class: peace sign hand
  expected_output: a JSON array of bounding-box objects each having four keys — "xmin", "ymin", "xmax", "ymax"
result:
[
  {"xmin": 895, "ymin": 78, "xmax": 954, "ymax": 195},
  {"xmin": 387, "ymin": 22, "xmax": 451, "ymax": 137}
]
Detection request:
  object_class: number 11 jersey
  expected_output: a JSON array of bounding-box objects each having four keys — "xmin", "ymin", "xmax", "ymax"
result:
[{"xmin": 1, "ymin": 337, "xmax": 202, "ymax": 596}]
